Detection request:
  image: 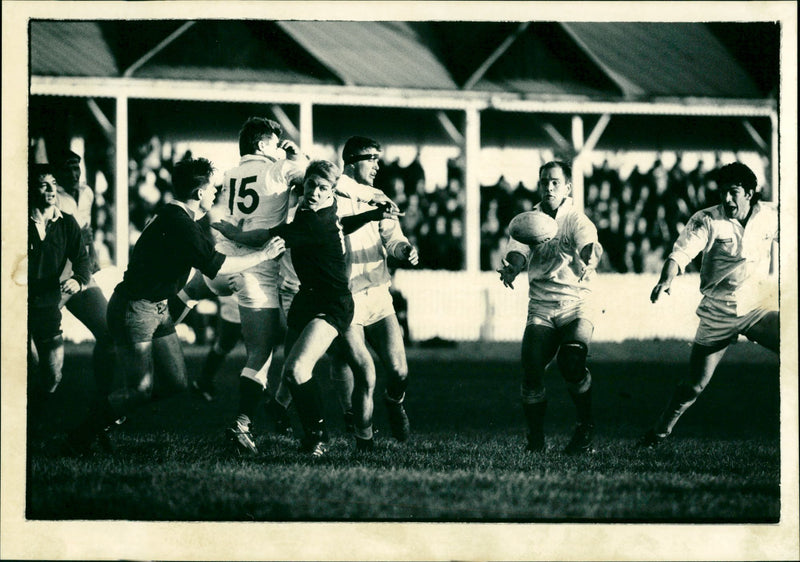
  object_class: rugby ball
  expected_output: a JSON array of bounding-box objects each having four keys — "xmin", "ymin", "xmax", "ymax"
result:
[{"xmin": 509, "ymin": 211, "xmax": 558, "ymax": 246}]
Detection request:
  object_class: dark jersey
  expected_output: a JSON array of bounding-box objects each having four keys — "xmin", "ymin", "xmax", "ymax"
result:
[
  {"xmin": 271, "ymin": 200, "xmax": 349, "ymax": 297},
  {"xmin": 118, "ymin": 203, "xmax": 225, "ymax": 302},
  {"xmin": 28, "ymin": 212, "xmax": 90, "ymax": 307}
]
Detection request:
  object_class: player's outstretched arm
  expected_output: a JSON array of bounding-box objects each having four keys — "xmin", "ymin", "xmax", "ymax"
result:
[
  {"xmin": 216, "ymin": 237, "xmax": 286, "ymax": 276},
  {"xmin": 650, "ymin": 258, "xmax": 679, "ymax": 303},
  {"xmin": 497, "ymin": 251, "xmax": 526, "ymax": 289},
  {"xmin": 211, "ymin": 220, "xmax": 271, "ymax": 248},
  {"xmin": 340, "ymin": 203, "xmax": 402, "ymax": 235}
]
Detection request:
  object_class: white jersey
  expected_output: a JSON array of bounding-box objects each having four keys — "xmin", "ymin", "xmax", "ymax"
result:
[
  {"xmin": 506, "ymin": 197, "xmax": 601, "ymax": 303},
  {"xmin": 336, "ymin": 175, "xmax": 410, "ymax": 294},
  {"xmin": 57, "ymin": 183, "xmax": 95, "ymax": 283},
  {"xmin": 669, "ymin": 202, "xmax": 778, "ymax": 314},
  {"xmin": 219, "ymin": 154, "xmax": 306, "ymax": 249},
  {"xmin": 57, "ymin": 183, "xmax": 93, "ymax": 228}
]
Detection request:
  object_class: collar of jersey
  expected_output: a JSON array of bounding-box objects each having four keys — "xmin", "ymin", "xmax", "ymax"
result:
[
  {"xmin": 240, "ymin": 154, "xmax": 276, "ymax": 164},
  {"xmin": 533, "ymin": 196, "xmax": 573, "ymax": 217},
  {"xmin": 30, "ymin": 205, "xmax": 63, "ymax": 224}
]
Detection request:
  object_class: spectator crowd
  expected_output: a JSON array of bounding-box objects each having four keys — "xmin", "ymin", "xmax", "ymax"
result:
[{"xmin": 124, "ymin": 141, "xmax": 766, "ymax": 276}]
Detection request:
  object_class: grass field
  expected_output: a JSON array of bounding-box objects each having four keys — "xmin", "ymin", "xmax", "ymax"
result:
[{"xmin": 25, "ymin": 339, "xmax": 780, "ymax": 522}]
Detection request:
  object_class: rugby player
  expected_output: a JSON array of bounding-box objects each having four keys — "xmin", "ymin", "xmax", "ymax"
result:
[
  {"xmin": 65, "ymin": 157, "xmax": 286, "ymax": 454},
  {"xmin": 329, "ymin": 136, "xmax": 419, "ymax": 451},
  {"xmin": 641, "ymin": 162, "xmax": 779, "ymax": 446},
  {"xmin": 28, "ymin": 163, "xmax": 91, "ymax": 403},
  {"xmin": 497, "ymin": 161, "xmax": 603, "ymax": 454},
  {"xmin": 213, "ymin": 160, "xmax": 400, "ymax": 458},
  {"xmin": 52, "ymin": 151, "xmax": 115, "ymax": 398}
]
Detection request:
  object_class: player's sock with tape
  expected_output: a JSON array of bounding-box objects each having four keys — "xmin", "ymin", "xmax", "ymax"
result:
[
  {"xmin": 288, "ymin": 378, "xmax": 327, "ymax": 443},
  {"xmin": 656, "ymin": 383, "xmax": 699, "ymax": 436},
  {"xmin": 386, "ymin": 375, "xmax": 409, "ymax": 403},
  {"xmin": 522, "ymin": 400, "xmax": 547, "ymax": 450},
  {"xmin": 237, "ymin": 370, "xmax": 264, "ymax": 422},
  {"xmin": 569, "ymin": 386, "xmax": 593, "ymax": 426}
]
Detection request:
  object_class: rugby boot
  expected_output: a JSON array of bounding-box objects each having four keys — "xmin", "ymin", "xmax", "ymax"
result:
[
  {"xmin": 355, "ymin": 436, "xmax": 375, "ymax": 454},
  {"xmin": 226, "ymin": 417, "xmax": 258, "ymax": 456},
  {"xmin": 300, "ymin": 429, "xmax": 329, "ymax": 460},
  {"xmin": 564, "ymin": 422, "xmax": 595, "ymax": 454},
  {"xmin": 384, "ymin": 393, "xmax": 410, "ymax": 442},
  {"xmin": 190, "ymin": 377, "xmax": 215, "ymax": 402},
  {"xmin": 638, "ymin": 428, "xmax": 669, "ymax": 448}
]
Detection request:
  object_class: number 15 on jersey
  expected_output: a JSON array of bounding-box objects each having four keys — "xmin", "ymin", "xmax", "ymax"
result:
[{"xmin": 228, "ymin": 175, "xmax": 259, "ymax": 215}]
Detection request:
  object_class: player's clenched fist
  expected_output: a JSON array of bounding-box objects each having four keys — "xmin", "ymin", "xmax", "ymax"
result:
[{"xmin": 60, "ymin": 278, "xmax": 81, "ymax": 295}]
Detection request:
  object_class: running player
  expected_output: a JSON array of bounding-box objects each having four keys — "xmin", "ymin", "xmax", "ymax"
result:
[
  {"xmin": 641, "ymin": 162, "xmax": 779, "ymax": 446},
  {"xmin": 65, "ymin": 157, "xmax": 286, "ymax": 454},
  {"xmin": 213, "ymin": 160, "xmax": 400, "ymax": 458},
  {"xmin": 497, "ymin": 160, "xmax": 603, "ymax": 454},
  {"xmin": 329, "ymin": 136, "xmax": 419, "ymax": 452}
]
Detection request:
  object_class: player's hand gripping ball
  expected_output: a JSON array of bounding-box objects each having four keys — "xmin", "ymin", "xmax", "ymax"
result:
[{"xmin": 509, "ymin": 211, "xmax": 558, "ymax": 246}]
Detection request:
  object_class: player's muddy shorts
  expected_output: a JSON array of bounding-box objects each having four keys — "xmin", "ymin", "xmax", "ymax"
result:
[
  {"xmin": 107, "ymin": 290, "xmax": 175, "ymax": 345},
  {"xmin": 694, "ymin": 296, "xmax": 773, "ymax": 347},
  {"xmin": 351, "ymin": 284, "xmax": 395, "ymax": 327},
  {"xmin": 526, "ymin": 298, "xmax": 596, "ymax": 330},
  {"xmin": 287, "ymin": 288, "xmax": 354, "ymax": 336}
]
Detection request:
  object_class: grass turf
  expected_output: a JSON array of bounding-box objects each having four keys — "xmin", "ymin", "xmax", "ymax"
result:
[{"xmin": 25, "ymin": 340, "xmax": 780, "ymax": 522}]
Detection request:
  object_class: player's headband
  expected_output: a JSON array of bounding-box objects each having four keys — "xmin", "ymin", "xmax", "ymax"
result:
[{"xmin": 344, "ymin": 153, "xmax": 380, "ymax": 165}]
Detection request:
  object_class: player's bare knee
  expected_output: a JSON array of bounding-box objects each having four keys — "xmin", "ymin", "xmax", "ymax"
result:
[{"xmin": 557, "ymin": 341, "xmax": 589, "ymax": 385}]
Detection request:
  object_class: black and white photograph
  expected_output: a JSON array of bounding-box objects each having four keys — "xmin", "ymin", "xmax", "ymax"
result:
[{"xmin": 2, "ymin": 1, "xmax": 797, "ymax": 560}]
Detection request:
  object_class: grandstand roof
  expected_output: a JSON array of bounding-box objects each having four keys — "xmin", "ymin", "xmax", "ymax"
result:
[{"xmin": 29, "ymin": 20, "xmax": 774, "ymax": 102}]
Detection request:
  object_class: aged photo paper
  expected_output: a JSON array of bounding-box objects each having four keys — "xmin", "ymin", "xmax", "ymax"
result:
[{"xmin": 2, "ymin": 1, "xmax": 797, "ymax": 560}]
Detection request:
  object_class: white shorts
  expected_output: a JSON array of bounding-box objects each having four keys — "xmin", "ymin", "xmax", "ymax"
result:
[
  {"xmin": 526, "ymin": 298, "xmax": 596, "ymax": 330},
  {"xmin": 351, "ymin": 285, "xmax": 395, "ymax": 327},
  {"xmin": 279, "ymin": 284, "xmax": 298, "ymax": 318},
  {"xmin": 694, "ymin": 297, "xmax": 772, "ymax": 347},
  {"xmin": 233, "ymin": 260, "xmax": 281, "ymax": 309},
  {"xmin": 218, "ymin": 294, "xmax": 240, "ymax": 324}
]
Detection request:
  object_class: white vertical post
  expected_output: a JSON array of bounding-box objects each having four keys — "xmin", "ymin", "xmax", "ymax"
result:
[
  {"xmin": 299, "ymin": 100, "xmax": 313, "ymax": 156},
  {"xmin": 464, "ymin": 105, "xmax": 481, "ymax": 274},
  {"xmin": 571, "ymin": 115, "xmax": 585, "ymax": 213},
  {"xmin": 770, "ymin": 109, "xmax": 779, "ymax": 202},
  {"xmin": 115, "ymin": 95, "xmax": 129, "ymax": 270}
]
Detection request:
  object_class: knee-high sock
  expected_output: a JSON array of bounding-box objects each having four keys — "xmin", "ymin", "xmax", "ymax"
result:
[{"xmin": 288, "ymin": 378, "xmax": 325, "ymax": 438}]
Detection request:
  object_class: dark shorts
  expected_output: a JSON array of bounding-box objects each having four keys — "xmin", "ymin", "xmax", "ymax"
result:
[
  {"xmin": 107, "ymin": 290, "xmax": 176, "ymax": 345},
  {"xmin": 287, "ymin": 289, "xmax": 354, "ymax": 337},
  {"xmin": 29, "ymin": 304, "xmax": 62, "ymax": 343}
]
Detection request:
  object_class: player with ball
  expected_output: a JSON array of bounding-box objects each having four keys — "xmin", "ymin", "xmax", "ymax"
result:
[{"xmin": 498, "ymin": 160, "xmax": 603, "ymax": 454}]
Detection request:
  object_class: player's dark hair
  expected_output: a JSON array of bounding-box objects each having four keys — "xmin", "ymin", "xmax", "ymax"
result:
[
  {"xmin": 238, "ymin": 117, "xmax": 282, "ymax": 156},
  {"xmin": 304, "ymin": 160, "xmax": 341, "ymax": 186},
  {"xmin": 54, "ymin": 149, "xmax": 81, "ymax": 167},
  {"xmin": 29, "ymin": 163, "xmax": 56, "ymax": 201},
  {"xmin": 540, "ymin": 160, "xmax": 572, "ymax": 183},
  {"xmin": 716, "ymin": 162, "xmax": 758, "ymax": 193},
  {"xmin": 342, "ymin": 136, "xmax": 381, "ymax": 165},
  {"xmin": 172, "ymin": 157, "xmax": 215, "ymax": 201}
]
